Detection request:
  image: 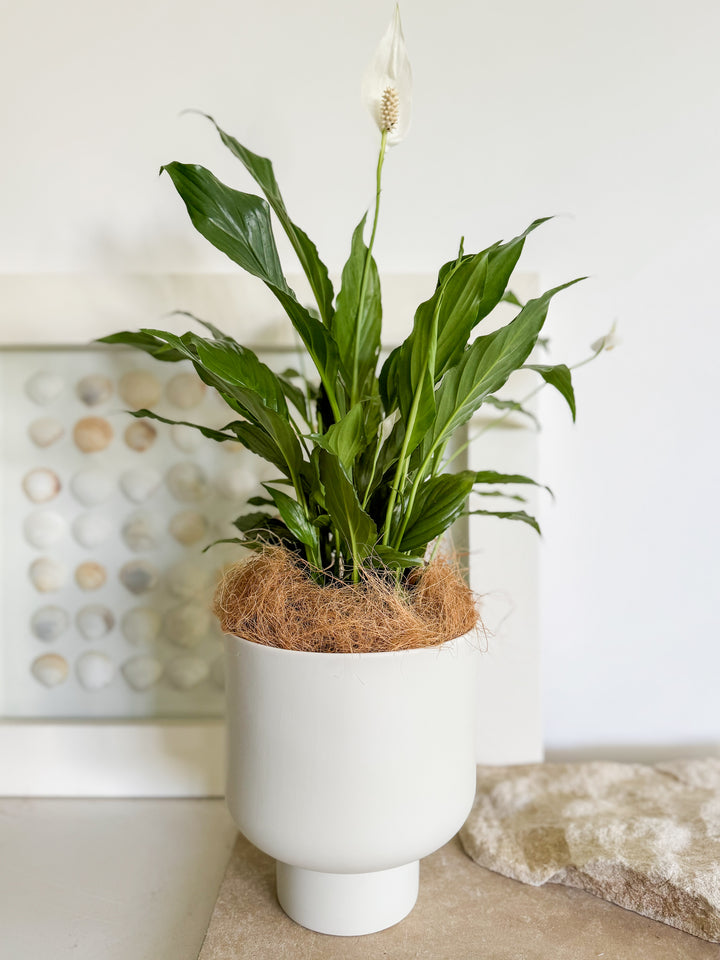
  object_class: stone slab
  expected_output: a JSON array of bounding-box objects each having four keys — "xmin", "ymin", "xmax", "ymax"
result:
[
  {"xmin": 460, "ymin": 758, "xmax": 720, "ymax": 944},
  {"xmin": 197, "ymin": 832, "xmax": 719, "ymax": 959}
]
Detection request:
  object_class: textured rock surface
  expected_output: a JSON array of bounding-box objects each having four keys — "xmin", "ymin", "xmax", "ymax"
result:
[{"xmin": 459, "ymin": 759, "xmax": 720, "ymax": 943}]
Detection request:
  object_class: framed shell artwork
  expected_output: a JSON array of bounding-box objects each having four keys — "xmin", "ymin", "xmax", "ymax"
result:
[{"xmin": 0, "ymin": 274, "xmax": 542, "ymax": 796}]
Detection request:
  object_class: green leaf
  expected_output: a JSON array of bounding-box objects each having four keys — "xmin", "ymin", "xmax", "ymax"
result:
[
  {"xmin": 127, "ymin": 407, "xmax": 240, "ymax": 444},
  {"xmin": 247, "ymin": 495, "xmax": 274, "ymax": 506},
  {"xmin": 161, "ymin": 162, "xmax": 341, "ymax": 415},
  {"xmin": 262, "ymin": 485, "xmax": 319, "ymax": 552},
  {"xmin": 483, "ymin": 395, "xmax": 540, "ymax": 429},
  {"xmin": 501, "ymin": 290, "xmax": 524, "ymax": 308},
  {"xmin": 429, "ymin": 279, "xmax": 584, "ymax": 453},
  {"xmin": 162, "ymin": 162, "xmax": 288, "ymax": 287},
  {"xmin": 474, "ymin": 470, "xmax": 553, "ymax": 498},
  {"xmin": 472, "ymin": 218, "xmax": 551, "ymax": 326},
  {"xmin": 331, "ymin": 215, "xmax": 382, "ymax": 403},
  {"xmin": 136, "ymin": 329, "xmax": 305, "ymax": 481},
  {"xmin": 474, "ymin": 490, "xmax": 527, "ymax": 503},
  {"xmin": 233, "ymin": 511, "xmax": 275, "ymax": 533},
  {"xmin": 97, "ymin": 330, "xmax": 187, "ymax": 362},
  {"xmin": 168, "ymin": 309, "xmax": 232, "ymax": 341},
  {"xmin": 466, "ymin": 509, "xmax": 541, "ymax": 535},
  {"xmin": 523, "ymin": 363, "xmax": 576, "ymax": 421},
  {"xmin": 399, "ymin": 471, "xmax": 477, "ymax": 553},
  {"xmin": 310, "ymin": 402, "xmax": 365, "ymax": 474},
  {"xmin": 318, "ymin": 450, "xmax": 378, "ymax": 565},
  {"xmin": 275, "ymin": 371, "xmax": 311, "ymax": 423},
  {"xmin": 434, "ymin": 251, "xmax": 489, "ymax": 377},
  {"xmin": 371, "ymin": 545, "xmax": 425, "ymax": 570},
  {"xmin": 201, "ymin": 112, "xmax": 335, "ymax": 325}
]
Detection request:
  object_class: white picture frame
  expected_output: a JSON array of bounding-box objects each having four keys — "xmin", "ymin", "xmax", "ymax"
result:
[{"xmin": 0, "ymin": 273, "xmax": 540, "ymax": 796}]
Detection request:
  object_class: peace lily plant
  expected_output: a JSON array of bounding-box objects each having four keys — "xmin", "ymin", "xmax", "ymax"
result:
[{"xmin": 102, "ymin": 7, "xmax": 598, "ymax": 597}]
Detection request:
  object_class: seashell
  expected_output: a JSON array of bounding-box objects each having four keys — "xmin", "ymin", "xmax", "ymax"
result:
[
  {"xmin": 121, "ymin": 512, "xmax": 160, "ymax": 552},
  {"xmin": 31, "ymin": 652, "xmax": 69, "ymax": 687},
  {"xmin": 167, "ymin": 561, "xmax": 211, "ymax": 600},
  {"xmin": 124, "ymin": 418, "xmax": 157, "ymax": 452},
  {"xmin": 76, "ymin": 604, "xmax": 115, "ymax": 640},
  {"xmin": 121, "ymin": 606, "xmax": 161, "ymax": 646},
  {"xmin": 76, "ymin": 374, "xmax": 113, "ymax": 406},
  {"xmin": 118, "ymin": 370, "xmax": 161, "ymax": 409},
  {"xmin": 166, "ymin": 462, "xmax": 209, "ymax": 502},
  {"xmin": 215, "ymin": 466, "xmax": 253, "ymax": 501},
  {"xmin": 119, "ymin": 559, "xmax": 159, "ymax": 595},
  {"xmin": 122, "ymin": 655, "xmax": 163, "ymax": 691},
  {"xmin": 163, "ymin": 603, "xmax": 210, "ymax": 649},
  {"xmin": 31, "ymin": 605, "xmax": 70, "ymax": 641},
  {"xmin": 29, "ymin": 557, "xmax": 67, "ymax": 592},
  {"xmin": 73, "ymin": 417, "xmax": 113, "ymax": 453},
  {"xmin": 28, "ymin": 417, "xmax": 65, "ymax": 448},
  {"xmin": 210, "ymin": 656, "xmax": 225, "ymax": 690},
  {"xmin": 165, "ymin": 372, "xmax": 206, "ymax": 409},
  {"xmin": 22, "ymin": 468, "xmax": 61, "ymax": 503},
  {"xmin": 168, "ymin": 510, "xmax": 209, "ymax": 546},
  {"xmin": 170, "ymin": 424, "xmax": 202, "ymax": 453},
  {"xmin": 165, "ymin": 656, "xmax": 209, "ymax": 690},
  {"xmin": 119, "ymin": 467, "xmax": 161, "ymax": 504},
  {"xmin": 70, "ymin": 468, "xmax": 114, "ymax": 506},
  {"xmin": 76, "ymin": 650, "xmax": 115, "ymax": 690},
  {"xmin": 75, "ymin": 561, "xmax": 107, "ymax": 591},
  {"xmin": 220, "ymin": 438, "xmax": 243, "ymax": 455},
  {"xmin": 25, "ymin": 371, "xmax": 64, "ymax": 405},
  {"xmin": 23, "ymin": 510, "xmax": 66, "ymax": 548},
  {"xmin": 72, "ymin": 512, "xmax": 113, "ymax": 548}
]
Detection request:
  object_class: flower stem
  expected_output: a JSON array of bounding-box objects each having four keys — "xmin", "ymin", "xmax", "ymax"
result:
[{"xmin": 352, "ymin": 130, "xmax": 388, "ymax": 406}]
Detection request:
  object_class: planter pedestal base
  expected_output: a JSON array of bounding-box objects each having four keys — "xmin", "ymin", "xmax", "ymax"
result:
[{"xmin": 276, "ymin": 860, "xmax": 419, "ymax": 936}]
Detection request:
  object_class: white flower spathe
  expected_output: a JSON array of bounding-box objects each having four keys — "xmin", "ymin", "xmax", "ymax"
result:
[
  {"xmin": 591, "ymin": 320, "xmax": 621, "ymax": 353},
  {"xmin": 362, "ymin": 5, "xmax": 412, "ymax": 145}
]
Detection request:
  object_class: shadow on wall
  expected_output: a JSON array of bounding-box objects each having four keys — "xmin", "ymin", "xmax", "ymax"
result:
[{"xmin": 544, "ymin": 742, "xmax": 720, "ymax": 765}]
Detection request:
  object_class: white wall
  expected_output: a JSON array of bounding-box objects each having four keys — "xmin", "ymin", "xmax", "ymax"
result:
[{"xmin": 2, "ymin": 0, "xmax": 718, "ymax": 759}]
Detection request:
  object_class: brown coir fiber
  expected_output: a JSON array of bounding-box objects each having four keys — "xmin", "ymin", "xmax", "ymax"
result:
[{"xmin": 213, "ymin": 547, "xmax": 479, "ymax": 654}]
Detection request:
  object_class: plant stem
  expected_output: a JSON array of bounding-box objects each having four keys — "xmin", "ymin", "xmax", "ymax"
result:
[
  {"xmin": 352, "ymin": 130, "xmax": 388, "ymax": 406},
  {"xmin": 382, "ymin": 386, "xmax": 422, "ymax": 545}
]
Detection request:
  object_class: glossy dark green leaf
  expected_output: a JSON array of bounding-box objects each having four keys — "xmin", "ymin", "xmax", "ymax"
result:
[
  {"xmin": 126, "ymin": 407, "xmax": 240, "ymax": 444},
  {"xmin": 262, "ymin": 485, "xmax": 319, "ymax": 552},
  {"xmin": 161, "ymin": 162, "xmax": 341, "ymax": 413},
  {"xmin": 474, "ymin": 490, "xmax": 527, "ymax": 503},
  {"xmin": 331, "ymin": 215, "xmax": 382, "ymax": 403},
  {"xmin": 201, "ymin": 112, "xmax": 335, "ymax": 325},
  {"xmin": 399, "ymin": 471, "xmax": 477, "ymax": 553},
  {"xmin": 318, "ymin": 450, "xmax": 378, "ymax": 564},
  {"xmin": 97, "ymin": 330, "xmax": 186, "ymax": 362},
  {"xmin": 474, "ymin": 470, "xmax": 553, "ymax": 498},
  {"xmin": 137, "ymin": 328, "xmax": 305, "ymax": 481},
  {"xmin": 310, "ymin": 403, "xmax": 365, "ymax": 474},
  {"xmin": 233, "ymin": 511, "xmax": 276, "ymax": 533},
  {"xmin": 501, "ymin": 290, "xmax": 524, "ymax": 308},
  {"xmin": 371, "ymin": 545, "xmax": 425, "ymax": 570},
  {"xmin": 466, "ymin": 509, "xmax": 541, "ymax": 535},
  {"xmin": 247, "ymin": 495, "xmax": 275, "ymax": 507},
  {"xmin": 524, "ymin": 362, "xmax": 576, "ymax": 421},
  {"xmin": 168, "ymin": 309, "xmax": 231, "ymax": 341},
  {"xmin": 429, "ymin": 279, "xmax": 584, "ymax": 452},
  {"xmin": 162, "ymin": 162, "xmax": 287, "ymax": 287}
]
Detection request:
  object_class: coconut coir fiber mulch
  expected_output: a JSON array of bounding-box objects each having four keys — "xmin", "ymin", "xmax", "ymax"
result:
[{"xmin": 213, "ymin": 547, "xmax": 479, "ymax": 654}]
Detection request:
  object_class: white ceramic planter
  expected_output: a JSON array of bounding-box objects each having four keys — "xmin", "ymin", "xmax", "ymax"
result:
[{"xmin": 224, "ymin": 632, "xmax": 479, "ymax": 936}]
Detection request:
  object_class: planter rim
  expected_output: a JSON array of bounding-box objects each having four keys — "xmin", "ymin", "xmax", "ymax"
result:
[{"xmin": 224, "ymin": 632, "xmax": 470, "ymax": 661}]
